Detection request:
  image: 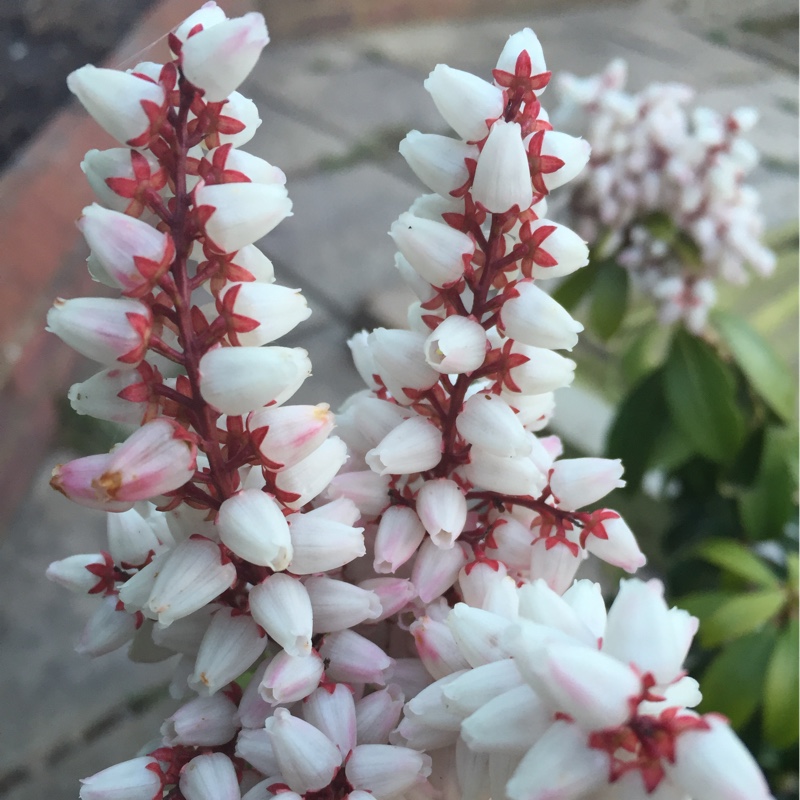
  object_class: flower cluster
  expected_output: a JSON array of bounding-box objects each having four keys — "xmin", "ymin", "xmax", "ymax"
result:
[
  {"xmin": 46, "ymin": 7, "xmax": 773, "ymax": 800},
  {"xmin": 556, "ymin": 59, "xmax": 775, "ymax": 333}
]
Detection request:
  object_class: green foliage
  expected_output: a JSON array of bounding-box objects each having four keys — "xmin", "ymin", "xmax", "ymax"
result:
[
  {"xmin": 763, "ymin": 619, "xmax": 799, "ymax": 748},
  {"xmin": 589, "ymin": 260, "xmax": 629, "ymax": 341}
]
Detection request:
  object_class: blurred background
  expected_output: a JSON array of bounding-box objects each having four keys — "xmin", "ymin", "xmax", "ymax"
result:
[{"xmin": 0, "ymin": 0, "xmax": 796, "ymax": 797}]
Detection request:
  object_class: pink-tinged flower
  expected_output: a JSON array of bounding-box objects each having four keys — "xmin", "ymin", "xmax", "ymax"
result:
[
  {"xmin": 249, "ymin": 573, "xmax": 313, "ymax": 657},
  {"xmin": 529, "ymin": 535, "xmax": 584, "ymax": 595},
  {"xmin": 584, "ymin": 512, "xmax": 646, "ymax": 573},
  {"xmin": 500, "ymin": 280, "xmax": 584, "ymax": 351},
  {"xmin": 78, "ymin": 205, "xmax": 174, "ymax": 295},
  {"xmin": 549, "ymin": 457, "xmax": 625, "ymax": 511},
  {"xmin": 415, "ymin": 478, "xmax": 468, "ymax": 548},
  {"xmin": 366, "ymin": 416, "xmax": 443, "ymax": 476},
  {"xmin": 258, "ymin": 649, "xmax": 324, "ymax": 705},
  {"xmin": 68, "ymin": 366, "xmax": 150, "ymax": 425},
  {"xmin": 286, "ymin": 506, "xmax": 366, "ymax": 574},
  {"xmin": 505, "ymin": 343, "xmax": 577, "ymax": 394},
  {"xmin": 424, "ymin": 316, "xmax": 487, "ymax": 374},
  {"xmin": 81, "ymin": 148, "xmax": 163, "ymax": 213},
  {"xmin": 412, "ymin": 537, "xmax": 468, "ymax": 603},
  {"xmin": 199, "ymin": 346, "xmax": 311, "ymax": 415},
  {"xmin": 472, "ymin": 120, "xmax": 533, "ymax": 213},
  {"xmin": 464, "ymin": 446, "xmax": 547, "ymax": 497},
  {"xmin": 355, "ymin": 685, "xmax": 405, "ymax": 744},
  {"xmin": 173, "ymin": 2, "xmax": 227, "ymax": 43},
  {"xmin": 457, "ymin": 393, "xmax": 530, "ymax": 457},
  {"xmin": 448, "ymin": 604, "xmax": 515, "ymax": 667},
  {"xmin": 399, "ymin": 132, "xmax": 478, "ymax": 197},
  {"xmin": 410, "ymin": 615, "xmax": 471, "ymax": 679},
  {"xmin": 319, "ymin": 630, "xmax": 395, "ymax": 686},
  {"xmin": 179, "ymin": 753, "xmax": 240, "ymax": 800},
  {"xmin": 47, "ymin": 297, "xmax": 152, "ymax": 368},
  {"xmin": 305, "ymin": 576, "xmax": 382, "ymax": 633},
  {"xmin": 217, "ymin": 282, "xmax": 310, "ymax": 346},
  {"xmin": 374, "ymin": 505, "xmax": 426, "ymax": 573},
  {"xmin": 216, "ymin": 489, "xmax": 293, "ymax": 569},
  {"xmin": 265, "ymin": 707, "xmax": 342, "ymax": 793},
  {"xmin": 147, "ymin": 538, "xmax": 236, "ymax": 626},
  {"xmin": 346, "ymin": 744, "xmax": 432, "ymax": 799},
  {"xmin": 358, "ymin": 577, "xmax": 417, "ymax": 621},
  {"xmin": 325, "ymin": 470, "xmax": 390, "ymax": 517},
  {"xmin": 181, "ymin": 13, "xmax": 269, "ymax": 102},
  {"xmin": 50, "ymin": 419, "xmax": 196, "ymax": 509},
  {"xmin": 458, "ymin": 560, "xmax": 509, "ymax": 608},
  {"xmin": 67, "ymin": 66, "xmax": 166, "ymax": 147},
  {"xmin": 195, "ymin": 181, "xmax": 292, "ymax": 254},
  {"xmin": 304, "ymin": 683, "xmax": 358, "ymax": 756},
  {"xmin": 247, "ymin": 403, "xmax": 334, "ymax": 469},
  {"xmin": 188, "ymin": 607, "xmax": 267, "ymax": 695},
  {"xmin": 75, "ymin": 594, "xmax": 140, "ymax": 656},
  {"xmin": 496, "ymin": 28, "xmax": 547, "ymax": 78},
  {"xmin": 424, "ymin": 65, "xmax": 505, "ymax": 142},
  {"xmin": 161, "ymin": 693, "xmax": 238, "ymax": 746},
  {"xmin": 79, "ymin": 756, "xmax": 163, "ymax": 800},
  {"xmin": 390, "ymin": 212, "xmax": 474, "ymax": 288}
]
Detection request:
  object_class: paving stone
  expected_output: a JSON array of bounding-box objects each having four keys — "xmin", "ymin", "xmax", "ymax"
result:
[
  {"xmin": 0, "ymin": 452, "xmax": 176, "ymax": 778},
  {"xmin": 259, "ymin": 163, "xmax": 419, "ymax": 318}
]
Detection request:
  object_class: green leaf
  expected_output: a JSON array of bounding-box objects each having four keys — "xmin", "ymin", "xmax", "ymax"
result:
[
  {"xmin": 552, "ymin": 264, "xmax": 596, "ymax": 312},
  {"xmin": 621, "ymin": 324, "xmax": 673, "ymax": 386},
  {"xmin": 699, "ymin": 627, "xmax": 778, "ymax": 728},
  {"xmin": 710, "ymin": 309, "xmax": 796, "ymax": 422},
  {"xmin": 663, "ymin": 328, "xmax": 746, "ymax": 464},
  {"xmin": 700, "ymin": 589, "xmax": 787, "ymax": 647},
  {"xmin": 763, "ymin": 618, "xmax": 799, "ymax": 747},
  {"xmin": 678, "ymin": 590, "xmax": 735, "ymax": 620},
  {"xmin": 788, "ymin": 554, "xmax": 798, "ymax": 592},
  {"xmin": 640, "ymin": 211, "xmax": 676, "ymax": 242},
  {"xmin": 693, "ymin": 539, "xmax": 780, "ymax": 588},
  {"xmin": 606, "ymin": 371, "xmax": 667, "ymax": 490},
  {"xmin": 739, "ymin": 426, "xmax": 799, "ymax": 540},
  {"xmin": 589, "ymin": 260, "xmax": 629, "ymax": 341}
]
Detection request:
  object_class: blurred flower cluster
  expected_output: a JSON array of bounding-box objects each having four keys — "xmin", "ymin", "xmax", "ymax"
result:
[
  {"xmin": 45, "ymin": 5, "xmax": 775, "ymax": 800},
  {"xmin": 556, "ymin": 59, "xmax": 775, "ymax": 333}
]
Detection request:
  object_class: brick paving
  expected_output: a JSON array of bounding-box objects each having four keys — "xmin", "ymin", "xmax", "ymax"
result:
[{"xmin": 0, "ymin": 0, "xmax": 795, "ymax": 795}]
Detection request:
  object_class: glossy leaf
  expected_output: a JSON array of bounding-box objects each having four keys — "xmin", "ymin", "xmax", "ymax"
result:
[
  {"xmin": 693, "ymin": 538, "xmax": 780, "ymax": 588},
  {"xmin": 552, "ymin": 262, "xmax": 597, "ymax": 311},
  {"xmin": 663, "ymin": 329, "xmax": 746, "ymax": 464},
  {"xmin": 710, "ymin": 309, "xmax": 796, "ymax": 422},
  {"xmin": 589, "ymin": 260, "xmax": 629, "ymax": 341},
  {"xmin": 700, "ymin": 589, "xmax": 786, "ymax": 648},
  {"xmin": 698, "ymin": 627, "xmax": 778, "ymax": 728},
  {"xmin": 621, "ymin": 324, "xmax": 672, "ymax": 386},
  {"xmin": 678, "ymin": 590, "xmax": 735, "ymax": 621},
  {"xmin": 763, "ymin": 618, "xmax": 799, "ymax": 748}
]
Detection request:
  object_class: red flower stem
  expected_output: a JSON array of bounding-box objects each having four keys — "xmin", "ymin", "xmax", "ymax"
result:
[
  {"xmin": 466, "ymin": 490, "xmax": 586, "ymax": 527},
  {"xmin": 150, "ymin": 381, "xmax": 193, "ymax": 407},
  {"xmin": 148, "ymin": 335, "xmax": 186, "ymax": 364}
]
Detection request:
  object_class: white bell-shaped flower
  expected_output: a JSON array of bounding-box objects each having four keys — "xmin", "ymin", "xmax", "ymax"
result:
[{"xmin": 472, "ymin": 121, "xmax": 533, "ymax": 213}]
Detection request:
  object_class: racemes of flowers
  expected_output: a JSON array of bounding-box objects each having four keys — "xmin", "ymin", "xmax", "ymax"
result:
[
  {"xmin": 45, "ymin": 6, "xmax": 773, "ymax": 800},
  {"xmin": 555, "ymin": 59, "xmax": 775, "ymax": 333}
]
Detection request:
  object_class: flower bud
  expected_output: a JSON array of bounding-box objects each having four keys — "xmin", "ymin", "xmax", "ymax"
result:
[
  {"xmin": 463, "ymin": 447, "xmax": 547, "ymax": 497},
  {"xmin": 248, "ymin": 403, "xmax": 334, "ymax": 470},
  {"xmin": 374, "ymin": 506, "xmax": 426, "ymax": 573},
  {"xmin": 585, "ymin": 512, "xmax": 646, "ymax": 573},
  {"xmin": 47, "ymin": 297, "xmax": 152, "ymax": 368},
  {"xmin": 424, "ymin": 316, "xmax": 487, "ymax": 374},
  {"xmin": 319, "ymin": 630, "xmax": 394, "ymax": 686},
  {"xmin": 196, "ymin": 181, "xmax": 292, "ymax": 254},
  {"xmin": 496, "ymin": 28, "xmax": 546, "ymax": 77},
  {"xmin": 173, "ymin": 3, "xmax": 227, "ymax": 42},
  {"xmin": 472, "ymin": 121, "xmax": 533, "ymax": 213},
  {"xmin": 303, "ymin": 683, "xmax": 357, "ymax": 756},
  {"xmin": 265, "ymin": 708, "xmax": 341, "ymax": 794},
  {"xmin": 526, "ymin": 220, "xmax": 589, "ymax": 279},
  {"xmin": 259, "ymin": 650, "xmax": 324, "ymax": 705},
  {"xmin": 500, "ymin": 280, "xmax": 583, "ymax": 351},
  {"xmin": 249, "ymin": 573, "xmax": 313, "ymax": 657},
  {"xmin": 305, "ymin": 576, "xmax": 382, "ymax": 633},
  {"xmin": 415, "ymin": 479, "xmax": 467, "ymax": 549},
  {"xmin": 219, "ymin": 282, "xmax": 310, "ymax": 346},
  {"xmin": 199, "ymin": 346, "xmax": 311, "ymax": 415},
  {"xmin": 226, "ymin": 244, "xmax": 275, "ymax": 283},
  {"xmin": 538, "ymin": 130, "xmax": 591, "ymax": 191},
  {"xmin": 76, "ymin": 594, "xmax": 140, "ymax": 656},
  {"xmin": 161, "ymin": 693, "xmax": 238, "ymax": 745},
  {"xmin": 399, "ymin": 131, "xmax": 478, "ymax": 197},
  {"xmin": 390, "ymin": 212, "xmax": 473, "ymax": 288},
  {"xmin": 368, "ymin": 328, "xmax": 439, "ymax": 404},
  {"xmin": 503, "ymin": 390, "xmax": 555, "ymax": 432},
  {"xmin": 147, "ymin": 538, "xmax": 236, "ymax": 626},
  {"xmin": 346, "ymin": 744, "xmax": 432, "ymax": 799},
  {"xmin": 457, "ymin": 393, "xmax": 530, "ymax": 457},
  {"xmin": 46, "ymin": 553, "xmax": 107, "ymax": 593},
  {"xmin": 356, "ymin": 685, "xmax": 405, "ymax": 745},
  {"xmin": 81, "ymin": 148, "xmax": 162, "ymax": 212},
  {"xmin": 506, "ymin": 344, "xmax": 576, "ymax": 394},
  {"xmin": 286, "ymin": 509, "xmax": 365, "ymax": 574},
  {"xmin": 410, "ymin": 615, "xmax": 471, "ymax": 679},
  {"xmin": 424, "ymin": 65, "xmax": 505, "ymax": 142},
  {"xmin": 549, "ymin": 457, "xmax": 625, "ymax": 511},
  {"xmin": 358, "ymin": 577, "xmax": 417, "ymax": 621},
  {"xmin": 235, "ymin": 728, "xmax": 279, "ymax": 775},
  {"xmin": 217, "ymin": 489, "xmax": 293, "ymax": 569},
  {"xmin": 205, "ymin": 146, "xmax": 286, "ymax": 185},
  {"xmin": 68, "ymin": 367, "xmax": 149, "ymax": 425},
  {"xmin": 67, "ymin": 66, "xmax": 166, "ymax": 147},
  {"xmin": 325, "ymin": 471, "xmax": 390, "ymax": 517},
  {"xmin": 274, "ymin": 436, "xmax": 348, "ymax": 510},
  {"xmin": 412, "ymin": 538, "xmax": 468, "ymax": 604},
  {"xmin": 529, "ymin": 536, "xmax": 582, "ymax": 595},
  {"xmin": 78, "ymin": 205, "xmax": 174, "ymax": 295},
  {"xmin": 366, "ymin": 416, "xmax": 442, "ymax": 476},
  {"xmin": 216, "ymin": 91, "xmax": 262, "ymax": 147},
  {"xmin": 182, "ymin": 13, "xmax": 269, "ymax": 102},
  {"xmin": 79, "ymin": 757, "xmax": 163, "ymax": 800},
  {"xmin": 189, "ymin": 607, "xmax": 267, "ymax": 695},
  {"xmin": 180, "ymin": 753, "xmax": 239, "ymax": 800}
]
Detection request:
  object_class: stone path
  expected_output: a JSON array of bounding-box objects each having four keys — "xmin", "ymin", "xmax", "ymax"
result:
[{"xmin": 0, "ymin": 1, "xmax": 795, "ymax": 796}]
